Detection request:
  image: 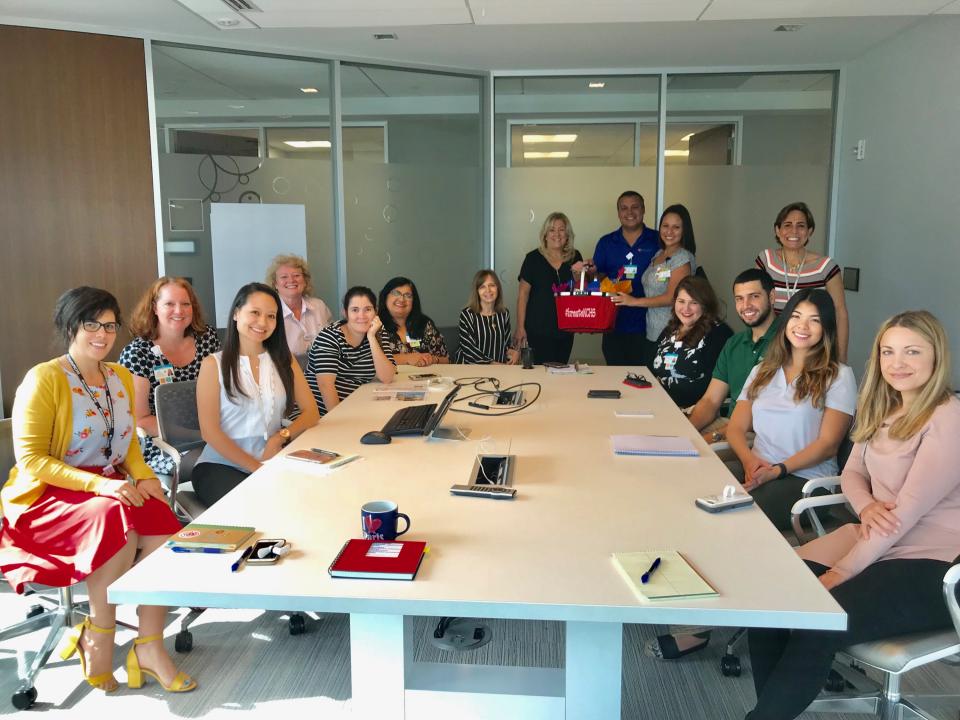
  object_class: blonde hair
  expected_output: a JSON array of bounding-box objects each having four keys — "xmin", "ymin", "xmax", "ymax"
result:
[
  {"xmin": 747, "ymin": 289, "xmax": 839, "ymax": 409},
  {"xmin": 467, "ymin": 270, "xmax": 505, "ymax": 315},
  {"xmin": 851, "ymin": 310, "xmax": 953, "ymax": 443},
  {"xmin": 538, "ymin": 212, "xmax": 576, "ymax": 263},
  {"xmin": 265, "ymin": 254, "xmax": 314, "ymax": 297}
]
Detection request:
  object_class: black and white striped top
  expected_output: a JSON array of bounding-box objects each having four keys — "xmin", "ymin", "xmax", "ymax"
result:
[
  {"xmin": 455, "ymin": 308, "xmax": 512, "ymax": 364},
  {"xmin": 307, "ymin": 321, "xmax": 395, "ymax": 416}
]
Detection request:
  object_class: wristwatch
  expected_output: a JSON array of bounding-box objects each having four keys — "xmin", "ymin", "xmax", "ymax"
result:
[
  {"xmin": 775, "ymin": 462, "xmax": 788, "ymax": 478},
  {"xmin": 278, "ymin": 428, "xmax": 291, "ymax": 444},
  {"xmin": 711, "ymin": 431, "xmax": 723, "ymax": 443}
]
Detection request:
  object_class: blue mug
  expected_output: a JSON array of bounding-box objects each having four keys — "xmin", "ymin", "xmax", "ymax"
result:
[{"xmin": 361, "ymin": 500, "xmax": 411, "ymax": 541}]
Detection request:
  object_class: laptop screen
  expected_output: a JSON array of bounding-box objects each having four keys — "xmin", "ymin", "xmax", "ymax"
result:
[{"xmin": 424, "ymin": 386, "xmax": 460, "ymax": 438}]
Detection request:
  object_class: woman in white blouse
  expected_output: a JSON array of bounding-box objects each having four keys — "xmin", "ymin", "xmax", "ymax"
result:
[
  {"xmin": 195, "ymin": 283, "xmax": 319, "ymax": 506},
  {"xmin": 727, "ymin": 288, "xmax": 857, "ymax": 530}
]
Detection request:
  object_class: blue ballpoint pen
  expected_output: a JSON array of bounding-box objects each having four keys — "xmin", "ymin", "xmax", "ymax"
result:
[
  {"xmin": 231, "ymin": 545, "xmax": 256, "ymax": 572},
  {"xmin": 171, "ymin": 546, "xmax": 229, "ymax": 554},
  {"xmin": 641, "ymin": 557, "xmax": 661, "ymax": 584}
]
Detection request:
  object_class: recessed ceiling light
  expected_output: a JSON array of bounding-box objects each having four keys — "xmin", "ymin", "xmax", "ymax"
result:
[
  {"xmin": 523, "ymin": 134, "xmax": 578, "ymax": 144},
  {"xmin": 300, "ymin": 87, "xmax": 319, "ymax": 94},
  {"xmin": 228, "ymin": 104, "xmax": 246, "ymax": 109},
  {"xmin": 373, "ymin": 33, "xmax": 398, "ymax": 40},
  {"xmin": 588, "ymin": 82, "xmax": 606, "ymax": 89},
  {"xmin": 215, "ymin": 17, "xmax": 241, "ymax": 27},
  {"xmin": 665, "ymin": 150, "xmax": 690, "ymax": 157},
  {"xmin": 285, "ymin": 140, "xmax": 331, "ymax": 149},
  {"xmin": 524, "ymin": 151, "xmax": 569, "ymax": 159},
  {"xmin": 774, "ymin": 24, "xmax": 803, "ymax": 32},
  {"xmin": 681, "ymin": 133, "xmax": 694, "ymax": 142}
]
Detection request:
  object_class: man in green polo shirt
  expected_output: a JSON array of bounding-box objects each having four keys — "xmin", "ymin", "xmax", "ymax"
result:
[{"xmin": 687, "ymin": 268, "xmax": 777, "ymax": 443}]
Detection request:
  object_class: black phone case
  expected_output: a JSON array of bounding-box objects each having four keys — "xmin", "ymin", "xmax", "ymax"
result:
[{"xmin": 588, "ymin": 390, "xmax": 621, "ymax": 399}]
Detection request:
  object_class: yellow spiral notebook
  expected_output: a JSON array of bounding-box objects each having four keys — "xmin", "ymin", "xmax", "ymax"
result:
[{"xmin": 612, "ymin": 550, "xmax": 718, "ymax": 602}]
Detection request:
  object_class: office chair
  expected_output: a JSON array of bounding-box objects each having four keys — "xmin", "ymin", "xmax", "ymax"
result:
[
  {"xmin": 149, "ymin": 380, "xmax": 309, "ymax": 651},
  {"xmin": 0, "ymin": 418, "xmax": 92, "ymax": 710},
  {"xmin": 791, "ymin": 493, "xmax": 960, "ymax": 719}
]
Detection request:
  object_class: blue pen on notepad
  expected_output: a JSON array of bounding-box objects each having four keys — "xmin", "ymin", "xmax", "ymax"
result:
[
  {"xmin": 641, "ymin": 556, "xmax": 661, "ymax": 584},
  {"xmin": 170, "ymin": 546, "xmax": 229, "ymax": 554}
]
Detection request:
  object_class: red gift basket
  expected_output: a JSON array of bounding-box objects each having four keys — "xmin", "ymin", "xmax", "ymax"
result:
[{"xmin": 555, "ymin": 293, "xmax": 618, "ymax": 334}]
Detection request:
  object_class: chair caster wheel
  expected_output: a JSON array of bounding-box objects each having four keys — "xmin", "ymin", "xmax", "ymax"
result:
[
  {"xmin": 289, "ymin": 613, "xmax": 306, "ymax": 635},
  {"xmin": 11, "ymin": 686, "xmax": 37, "ymax": 710},
  {"xmin": 824, "ymin": 669, "xmax": 846, "ymax": 692},
  {"xmin": 25, "ymin": 605, "xmax": 44, "ymax": 619},
  {"xmin": 720, "ymin": 654, "xmax": 741, "ymax": 677},
  {"xmin": 174, "ymin": 630, "xmax": 193, "ymax": 653}
]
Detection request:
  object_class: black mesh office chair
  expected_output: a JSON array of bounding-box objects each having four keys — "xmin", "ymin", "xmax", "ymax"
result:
[
  {"xmin": 150, "ymin": 380, "xmax": 309, "ymax": 651},
  {"xmin": 791, "ymin": 494, "xmax": 960, "ymax": 719},
  {"xmin": 0, "ymin": 419, "xmax": 91, "ymax": 710}
]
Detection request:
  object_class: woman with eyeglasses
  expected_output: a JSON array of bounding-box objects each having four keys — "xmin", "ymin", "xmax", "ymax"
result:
[
  {"xmin": 377, "ymin": 277, "xmax": 449, "ymax": 367},
  {"xmin": 119, "ymin": 277, "xmax": 220, "ymax": 477},
  {"xmin": 0, "ymin": 287, "xmax": 196, "ymax": 694},
  {"xmin": 308, "ymin": 286, "xmax": 397, "ymax": 416}
]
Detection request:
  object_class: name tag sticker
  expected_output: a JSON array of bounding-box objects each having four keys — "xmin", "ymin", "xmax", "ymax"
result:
[
  {"xmin": 664, "ymin": 352, "xmax": 679, "ymax": 371},
  {"xmin": 408, "ymin": 338, "xmax": 422, "ymax": 349},
  {"xmin": 655, "ymin": 265, "xmax": 671, "ymax": 282},
  {"xmin": 153, "ymin": 363, "xmax": 175, "ymax": 384}
]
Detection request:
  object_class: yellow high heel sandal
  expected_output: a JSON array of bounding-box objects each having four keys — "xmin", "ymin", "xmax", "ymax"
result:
[
  {"xmin": 126, "ymin": 635, "xmax": 197, "ymax": 692},
  {"xmin": 60, "ymin": 618, "xmax": 118, "ymax": 692}
]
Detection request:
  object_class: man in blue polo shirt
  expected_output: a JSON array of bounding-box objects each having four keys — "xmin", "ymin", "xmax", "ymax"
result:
[
  {"xmin": 592, "ymin": 191, "xmax": 659, "ymax": 366},
  {"xmin": 686, "ymin": 268, "xmax": 778, "ymax": 443}
]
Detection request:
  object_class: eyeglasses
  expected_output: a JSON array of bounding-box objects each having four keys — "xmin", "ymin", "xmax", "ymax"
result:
[
  {"xmin": 82, "ymin": 321, "xmax": 121, "ymax": 333},
  {"xmin": 389, "ymin": 290, "xmax": 414, "ymax": 301}
]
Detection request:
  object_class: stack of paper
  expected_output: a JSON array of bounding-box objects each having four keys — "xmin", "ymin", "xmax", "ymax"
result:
[
  {"xmin": 612, "ymin": 550, "xmax": 717, "ymax": 602},
  {"xmin": 611, "ymin": 435, "xmax": 698, "ymax": 457}
]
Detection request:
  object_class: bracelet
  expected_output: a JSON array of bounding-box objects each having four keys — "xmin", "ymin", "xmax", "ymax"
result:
[{"xmin": 775, "ymin": 462, "xmax": 788, "ymax": 479}]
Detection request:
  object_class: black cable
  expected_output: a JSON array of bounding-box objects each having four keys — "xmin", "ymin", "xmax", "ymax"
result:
[{"xmin": 450, "ymin": 381, "xmax": 542, "ymax": 417}]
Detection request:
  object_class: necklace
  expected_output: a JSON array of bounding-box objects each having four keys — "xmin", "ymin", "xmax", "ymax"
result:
[
  {"xmin": 66, "ymin": 354, "xmax": 115, "ymax": 463},
  {"xmin": 779, "ymin": 248, "xmax": 807, "ymax": 299}
]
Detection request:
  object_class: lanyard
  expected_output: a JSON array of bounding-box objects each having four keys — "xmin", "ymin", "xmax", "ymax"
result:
[{"xmin": 66, "ymin": 354, "xmax": 115, "ymax": 460}]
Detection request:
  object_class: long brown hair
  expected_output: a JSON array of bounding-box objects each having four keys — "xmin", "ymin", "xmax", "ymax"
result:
[
  {"xmin": 128, "ymin": 277, "xmax": 206, "ymax": 340},
  {"xmin": 664, "ymin": 276, "xmax": 721, "ymax": 348},
  {"xmin": 747, "ymin": 288, "xmax": 838, "ymax": 408},
  {"xmin": 466, "ymin": 270, "xmax": 505, "ymax": 315},
  {"xmin": 852, "ymin": 311, "xmax": 953, "ymax": 442}
]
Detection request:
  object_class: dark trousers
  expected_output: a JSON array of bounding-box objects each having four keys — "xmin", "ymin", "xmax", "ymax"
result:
[
  {"xmin": 192, "ymin": 462, "xmax": 250, "ymax": 507},
  {"xmin": 749, "ymin": 474, "xmax": 809, "ymax": 532},
  {"xmin": 528, "ymin": 332, "xmax": 575, "ymax": 365},
  {"xmin": 602, "ymin": 332, "xmax": 652, "ymax": 367},
  {"xmin": 747, "ymin": 558, "xmax": 953, "ymax": 720}
]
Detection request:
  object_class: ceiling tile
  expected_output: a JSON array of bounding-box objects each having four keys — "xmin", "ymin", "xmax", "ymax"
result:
[
  {"xmin": 240, "ymin": 0, "xmax": 471, "ymax": 27},
  {"xmin": 468, "ymin": 0, "xmax": 708, "ymax": 24},
  {"xmin": 703, "ymin": 0, "xmax": 945, "ymax": 20}
]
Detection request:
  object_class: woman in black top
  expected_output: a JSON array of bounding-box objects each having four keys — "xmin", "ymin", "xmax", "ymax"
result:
[
  {"xmin": 650, "ymin": 276, "xmax": 733, "ymax": 408},
  {"xmin": 515, "ymin": 212, "xmax": 588, "ymax": 364}
]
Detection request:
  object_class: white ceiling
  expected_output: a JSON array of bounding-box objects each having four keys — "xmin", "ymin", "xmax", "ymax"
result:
[{"xmin": 1, "ymin": 0, "xmax": 956, "ymax": 70}]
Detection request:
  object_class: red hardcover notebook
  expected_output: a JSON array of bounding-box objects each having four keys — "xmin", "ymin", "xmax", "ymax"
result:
[{"xmin": 328, "ymin": 539, "xmax": 427, "ymax": 580}]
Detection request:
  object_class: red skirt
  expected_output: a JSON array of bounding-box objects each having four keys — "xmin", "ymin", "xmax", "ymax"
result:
[{"xmin": 0, "ymin": 473, "xmax": 182, "ymax": 594}]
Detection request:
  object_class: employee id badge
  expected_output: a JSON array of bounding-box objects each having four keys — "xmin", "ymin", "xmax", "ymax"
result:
[
  {"xmin": 655, "ymin": 264, "xmax": 671, "ymax": 282},
  {"xmin": 153, "ymin": 363, "xmax": 175, "ymax": 384},
  {"xmin": 623, "ymin": 265, "xmax": 638, "ymax": 279},
  {"xmin": 407, "ymin": 338, "xmax": 422, "ymax": 349},
  {"xmin": 663, "ymin": 352, "xmax": 679, "ymax": 371}
]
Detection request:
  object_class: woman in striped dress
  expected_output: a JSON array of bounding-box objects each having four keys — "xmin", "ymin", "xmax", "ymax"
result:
[
  {"xmin": 755, "ymin": 201, "xmax": 848, "ymax": 361},
  {"xmin": 456, "ymin": 270, "xmax": 519, "ymax": 365},
  {"xmin": 307, "ymin": 286, "xmax": 396, "ymax": 416}
]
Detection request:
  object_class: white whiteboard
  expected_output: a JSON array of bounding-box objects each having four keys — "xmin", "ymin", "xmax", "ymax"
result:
[{"xmin": 210, "ymin": 203, "xmax": 307, "ymax": 328}]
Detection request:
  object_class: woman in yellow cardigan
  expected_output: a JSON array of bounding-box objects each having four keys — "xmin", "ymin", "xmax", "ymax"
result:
[{"xmin": 0, "ymin": 287, "xmax": 195, "ymax": 694}]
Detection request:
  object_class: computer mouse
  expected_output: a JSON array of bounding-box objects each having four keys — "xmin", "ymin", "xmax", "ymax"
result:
[{"xmin": 360, "ymin": 430, "xmax": 392, "ymax": 445}]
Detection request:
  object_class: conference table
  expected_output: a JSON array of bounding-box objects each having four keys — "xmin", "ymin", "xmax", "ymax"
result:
[{"xmin": 110, "ymin": 365, "xmax": 845, "ymax": 719}]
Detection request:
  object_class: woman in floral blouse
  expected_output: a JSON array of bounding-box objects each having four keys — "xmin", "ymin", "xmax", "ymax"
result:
[{"xmin": 377, "ymin": 276, "xmax": 449, "ymax": 367}]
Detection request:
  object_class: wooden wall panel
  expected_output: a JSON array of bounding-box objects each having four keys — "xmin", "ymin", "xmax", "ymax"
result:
[{"xmin": 0, "ymin": 26, "xmax": 158, "ymax": 415}]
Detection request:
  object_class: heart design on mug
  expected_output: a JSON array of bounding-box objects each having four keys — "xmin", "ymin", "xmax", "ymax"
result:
[{"xmin": 363, "ymin": 516, "xmax": 382, "ymax": 533}]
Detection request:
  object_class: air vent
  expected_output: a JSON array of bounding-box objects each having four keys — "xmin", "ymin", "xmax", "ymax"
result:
[
  {"xmin": 373, "ymin": 33, "xmax": 398, "ymax": 40},
  {"xmin": 774, "ymin": 24, "xmax": 803, "ymax": 32},
  {"xmin": 222, "ymin": 0, "xmax": 261, "ymax": 12}
]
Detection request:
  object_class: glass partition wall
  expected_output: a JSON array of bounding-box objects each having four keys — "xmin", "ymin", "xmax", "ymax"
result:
[
  {"xmin": 494, "ymin": 75, "xmax": 662, "ymax": 362},
  {"xmin": 151, "ymin": 44, "xmax": 838, "ymax": 355}
]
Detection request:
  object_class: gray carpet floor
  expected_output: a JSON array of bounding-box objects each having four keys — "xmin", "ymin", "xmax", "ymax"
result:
[{"xmin": 2, "ymin": 586, "xmax": 958, "ymax": 719}]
